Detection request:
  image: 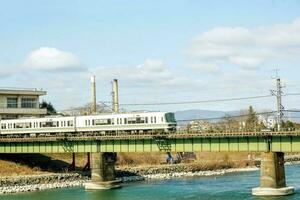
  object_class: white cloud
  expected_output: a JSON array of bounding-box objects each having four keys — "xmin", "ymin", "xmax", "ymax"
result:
[
  {"xmin": 24, "ymin": 47, "xmax": 84, "ymax": 71},
  {"xmin": 186, "ymin": 18, "xmax": 300, "ymax": 69},
  {"xmin": 187, "ymin": 63, "xmax": 219, "ymax": 74},
  {"xmin": 91, "ymin": 59, "xmax": 190, "ymax": 87}
]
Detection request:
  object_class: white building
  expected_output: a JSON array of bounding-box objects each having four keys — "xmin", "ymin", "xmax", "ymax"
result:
[
  {"xmin": 258, "ymin": 115, "xmax": 276, "ymax": 129},
  {"xmin": 0, "ymin": 88, "xmax": 47, "ymax": 119}
]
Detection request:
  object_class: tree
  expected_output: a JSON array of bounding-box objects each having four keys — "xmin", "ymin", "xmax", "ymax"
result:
[
  {"xmin": 40, "ymin": 101, "xmax": 57, "ymax": 115},
  {"xmin": 245, "ymin": 106, "xmax": 258, "ymax": 132},
  {"xmin": 220, "ymin": 114, "xmax": 239, "ymax": 132},
  {"xmin": 282, "ymin": 120, "xmax": 295, "ymax": 131},
  {"xmin": 62, "ymin": 102, "xmax": 112, "ymax": 116}
]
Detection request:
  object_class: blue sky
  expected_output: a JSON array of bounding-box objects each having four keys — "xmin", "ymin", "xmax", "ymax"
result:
[{"xmin": 1, "ymin": 0, "xmax": 300, "ymax": 112}]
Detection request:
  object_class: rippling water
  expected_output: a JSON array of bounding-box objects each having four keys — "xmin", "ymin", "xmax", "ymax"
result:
[{"xmin": 1, "ymin": 165, "xmax": 300, "ymax": 200}]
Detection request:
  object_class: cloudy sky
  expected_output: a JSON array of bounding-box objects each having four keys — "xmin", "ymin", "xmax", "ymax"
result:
[{"xmin": 1, "ymin": 0, "xmax": 300, "ymax": 112}]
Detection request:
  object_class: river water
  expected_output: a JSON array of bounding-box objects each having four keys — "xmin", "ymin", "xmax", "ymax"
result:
[{"xmin": 1, "ymin": 165, "xmax": 300, "ymax": 200}]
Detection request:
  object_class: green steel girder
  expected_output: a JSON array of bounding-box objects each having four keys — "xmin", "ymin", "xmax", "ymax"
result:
[
  {"xmin": 0, "ymin": 136, "xmax": 299, "ymax": 153},
  {"xmin": 0, "ymin": 136, "xmax": 296, "ymax": 153}
]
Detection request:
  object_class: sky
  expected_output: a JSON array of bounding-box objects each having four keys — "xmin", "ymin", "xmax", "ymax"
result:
[{"xmin": 1, "ymin": 0, "xmax": 300, "ymax": 112}]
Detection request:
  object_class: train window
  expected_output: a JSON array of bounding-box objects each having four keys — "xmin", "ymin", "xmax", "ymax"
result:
[
  {"xmin": 15, "ymin": 122, "xmax": 31, "ymax": 129},
  {"xmin": 1, "ymin": 124, "xmax": 6, "ymax": 129},
  {"xmin": 120, "ymin": 118, "xmax": 122, "ymax": 124},
  {"xmin": 161, "ymin": 117, "xmax": 164, "ymax": 122},
  {"xmin": 136, "ymin": 117, "xmax": 141, "ymax": 123},
  {"xmin": 128, "ymin": 117, "xmax": 136, "ymax": 124},
  {"xmin": 117, "ymin": 118, "xmax": 119, "ymax": 125},
  {"xmin": 154, "ymin": 117, "xmax": 156, "ymax": 123},
  {"xmin": 67, "ymin": 121, "xmax": 74, "ymax": 127},
  {"xmin": 40, "ymin": 121, "xmax": 59, "ymax": 128},
  {"xmin": 93, "ymin": 119, "xmax": 111, "ymax": 125},
  {"xmin": 145, "ymin": 117, "xmax": 148, "ymax": 123},
  {"xmin": 136, "ymin": 117, "xmax": 146, "ymax": 124},
  {"xmin": 151, "ymin": 117, "xmax": 153, "ymax": 123},
  {"xmin": 124, "ymin": 118, "xmax": 127, "ymax": 124}
]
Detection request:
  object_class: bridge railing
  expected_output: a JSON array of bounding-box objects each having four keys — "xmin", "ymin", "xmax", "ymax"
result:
[{"xmin": 0, "ymin": 130, "xmax": 300, "ymax": 143}]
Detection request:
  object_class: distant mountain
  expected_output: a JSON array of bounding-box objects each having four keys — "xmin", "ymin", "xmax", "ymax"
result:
[
  {"xmin": 175, "ymin": 109, "xmax": 226, "ymax": 121},
  {"xmin": 174, "ymin": 109, "xmax": 229, "ymax": 126}
]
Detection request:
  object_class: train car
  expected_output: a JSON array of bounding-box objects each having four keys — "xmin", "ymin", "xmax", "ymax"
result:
[
  {"xmin": 0, "ymin": 112, "xmax": 176, "ymax": 137},
  {"xmin": 0, "ymin": 116, "xmax": 76, "ymax": 136},
  {"xmin": 75, "ymin": 112, "xmax": 176, "ymax": 134}
]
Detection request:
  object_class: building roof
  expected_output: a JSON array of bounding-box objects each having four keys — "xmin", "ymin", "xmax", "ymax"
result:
[{"xmin": 0, "ymin": 88, "xmax": 46, "ymax": 96}]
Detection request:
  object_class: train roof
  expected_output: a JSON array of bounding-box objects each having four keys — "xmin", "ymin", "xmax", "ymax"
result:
[
  {"xmin": 76, "ymin": 111, "xmax": 172, "ymax": 118},
  {"xmin": 0, "ymin": 116, "xmax": 75, "ymax": 123}
]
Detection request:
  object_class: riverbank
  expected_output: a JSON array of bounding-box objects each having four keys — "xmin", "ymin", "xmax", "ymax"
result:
[
  {"xmin": 0, "ymin": 163, "xmax": 260, "ymax": 194},
  {"xmin": 0, "ymin": 173, "xmax": 88, "ymax": 194},
  {"xmin": 5, "ymin": 165, "xmax": 300, "ymax": 200},
  {"xmin": 118, "ymin": 164, "xmax": 259, "ymax": 182}
]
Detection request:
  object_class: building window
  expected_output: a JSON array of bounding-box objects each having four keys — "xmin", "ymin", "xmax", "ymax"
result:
[
  {"xmin": 7, "ymin": 97, "xmax": 18, "ymax": 108},
  {"xmin": 21, "ymin": 97, "xmax": 37, "ymax": 108}
]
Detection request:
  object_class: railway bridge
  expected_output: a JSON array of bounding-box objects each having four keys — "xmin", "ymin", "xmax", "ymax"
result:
[{"xmin": 1, "ymin": 130, "xmax": 300, "ymax": 196}]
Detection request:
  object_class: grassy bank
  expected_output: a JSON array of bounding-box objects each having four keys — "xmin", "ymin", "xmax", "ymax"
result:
[{"xmin": 0, "ymin": 152, "xmax": 260, "ymax": 177}]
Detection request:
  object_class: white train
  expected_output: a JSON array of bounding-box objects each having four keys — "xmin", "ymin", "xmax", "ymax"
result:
[{"xmin": 0, "ymin": 112, "xmax": 176, "ymax": 137}]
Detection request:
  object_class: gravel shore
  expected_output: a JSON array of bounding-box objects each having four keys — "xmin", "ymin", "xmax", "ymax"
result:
[
  {"xmin": 119, "ymin": 166, "xmax": 259, "ymax": 182},
  {"xmin": 0, "ymin": 173, "xmax": 88, "ymax": 194},
  {"xmin": 0, "ymin": 165, "xmax": 259, "ymax": 194}
]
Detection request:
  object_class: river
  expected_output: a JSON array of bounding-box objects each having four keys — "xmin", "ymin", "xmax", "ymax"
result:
[{"xmin": 1, "ymin": 165, "xmax": 300, "ymax": 200}]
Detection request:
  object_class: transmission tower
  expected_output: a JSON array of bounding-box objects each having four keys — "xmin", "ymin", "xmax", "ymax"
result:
[{"xmin": 271, "ymin": 75, "xmax": 284, "ymax": 131}]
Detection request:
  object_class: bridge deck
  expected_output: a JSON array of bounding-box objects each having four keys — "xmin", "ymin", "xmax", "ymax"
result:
[
  {"xmin": 0, "ymin": 131, "xmax": 299, "ymax": 153},
  {"xmin": 0, "ymin": 131, "xmax": 300, "ymax": 142}
]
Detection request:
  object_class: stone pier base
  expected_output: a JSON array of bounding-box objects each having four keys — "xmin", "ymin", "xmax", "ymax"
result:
[
  {"xmin": 85, "ymin": 180, "xmax": 121, "ymax": 190},
  {"xmin": 252, "ymin": 186, "xmax": 294, "ymax": 196},
  {"xmin": 252, "ymin": 152, "xmax": 294, "ymax": 196},
  {"xmin": 85, "ymin": 152, "xmax": 121, "ymax": 190}
]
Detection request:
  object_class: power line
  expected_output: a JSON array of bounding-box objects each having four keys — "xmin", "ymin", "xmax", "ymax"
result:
[
  {"xmin": 286, "ymin": 93, "xmax": 300, "ymax": 96},
  {"xmin": 98, "ymin": 93, "xmax": 300, "ymax": 107},
  {"xmin": 283, "ymin": 117, "xmax": 300, "ymax": 119},
  {"xmin": 176, "ymin": 110, "xmax": 300, "ymax": 122},
  {"xmin": 103, "ymin": 94, "xmax": 273, "ymax": 106},
  {"xmin": 176, "ymin": 111, "xmax": 276, "ymax": 122},
  {"xmin": 284, "ymin": 110, "xmax": 300, "ymax": 113}
]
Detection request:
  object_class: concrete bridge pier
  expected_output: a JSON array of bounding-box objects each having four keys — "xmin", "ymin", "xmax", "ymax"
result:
[
  {"xmin": 85, "ymin": 152, "xmax": 121, "ymax": 190},
  {"xmin": 252, "ymin": 152, "xmax": 294, "ymax": 196}
]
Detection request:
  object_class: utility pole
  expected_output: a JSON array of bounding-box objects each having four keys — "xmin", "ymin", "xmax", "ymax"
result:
[
  {"xmin": 91, "ymin": 75, "xmax": 97, "ymax": 113},
  {"xmin": 271, "ymin": 75, "xmax": 284, "ymax": 131},
  {"xmin": 112, "ymin": 79, "xmax": 119, "ymax": 113}
]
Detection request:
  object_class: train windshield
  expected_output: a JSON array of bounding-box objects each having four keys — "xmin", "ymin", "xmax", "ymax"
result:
[{"xmin": 165, "ymin": 113, "xmax": 176, "ymax": 123}]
